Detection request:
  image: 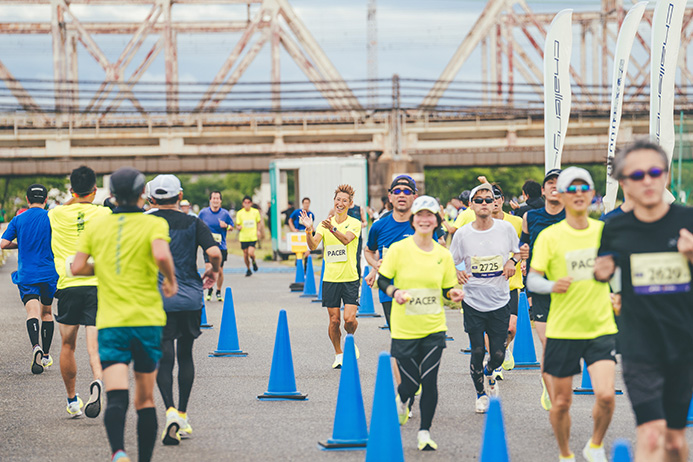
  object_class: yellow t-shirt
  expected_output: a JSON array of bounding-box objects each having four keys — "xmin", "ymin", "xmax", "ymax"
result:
[
  {"xmin": 504, "ymin": 212, "xmax": 524, "ymax": 291},
  {"xmin": 315, "ymin": 215, "xmax": 361, "ymax": 283},
  {"xmin": 530, "ymin": 218, "xmax": 618, "ymax": 340},
  {"xmin": 453, "ymin": 207, "xmax": 476, "ymax": 229},
  {"xmin": 77, "ymin": 212, "xmax": 170, "ymax": 329},
  {"xmin": 236, "ymin": 207, "xmax": 261, "ymax": 242},
  {"xmin": 379, "ymin": 237, "xmax": 458, "ymax": 339},
  {"xmin": 49, "ymin": 203, "xmax": 112, "ymax": 289}
]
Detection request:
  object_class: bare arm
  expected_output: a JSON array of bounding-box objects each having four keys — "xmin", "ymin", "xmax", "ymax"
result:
[
  {"xmin": 71, "ymin": 252, "xmax": 95, "ymax": 276},
  {"xmin": 152, "ymin": 239, "xmax": 177, "ymax": 297},
  {"xmin": 201, "ymin": 245, "xmax": 222, "ymax": 289},
  {"xmin": 0, "ymin": 238, "xmax": 17, "ymax": 250}
]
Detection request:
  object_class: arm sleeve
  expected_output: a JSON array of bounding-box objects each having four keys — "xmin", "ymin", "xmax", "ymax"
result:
[
  {"xmin": 526, "ymin": 271, "xmax": 555, "ymax": 294},
  {"xmin": 196, "ymin": 218, "xmax": 218, "ymax": 251},
  {"xmin": 377, "ymin": 274, "xmax": 393, "ymax": 293}
]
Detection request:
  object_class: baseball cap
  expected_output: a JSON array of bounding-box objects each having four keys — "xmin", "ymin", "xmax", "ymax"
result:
[
  {"xmin": 458, "ymin": 190, "xmax": 471, "ymax": 203},
  {"xmin": 180, "ymin": 199, "xmax": 190, "ymax": 206},
  {"xmin": 491, "ymin": 184, "xmax": 503, "ymax": 198},
  {"xmin": 390, "ymin": 174, "xmax": 417, "ymax": 192},
  {"xmin": 26, "ymin": 184, "xmax": 48, "ymax": 202},
  {"xmin": 110, "ymin": 167, "xmax": 146, "ymax": 200},
  {"xmin": 543, "ymin": 168, "xmax": 562, "ymax": 185},
  {"xmin": 470, "ymin": 183, "xmax": 493, "ymax": 200},
  {"xmin": 411, "ymin": 195, "xmax": 439, "ymax": 214},
  {"xmin": 556, "ymin": 167, "xmax": 594, "ymax": 193},
  {"xmin": 147, "ymin": 174, "xmax": 182, "ymax": 200}
]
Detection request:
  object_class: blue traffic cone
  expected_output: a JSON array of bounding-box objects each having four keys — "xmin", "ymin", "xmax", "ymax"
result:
[
  {"xmin": 209, "ymin": 288, "xmax": 247, "ymax": 357},
  {"xmin": 365, "ymin": 352, "xmax": 404, "ymax": 462},
  {"xmin": 513, "ymin": 291, "xmax": 540, "ymax": 369},
  {"xmin": 318, "ymin": 334, "xmax": 367, "ymax": 450},
  {"xmin": 574, "ymin": 362, "xmax": 594, "ymax": 394},
  {"xmin": 312, "ymin": 259, "xmax": 325, "ymax": 303},
  {"xmin": 612, "ymin": 439, "xmax": 632, "ymax": 461},
  {"xmin": 687, "ymin": 398, "xmax": 693, "ymax": 427},
  {"xmin": 301, "ymin": 254, "xmax": 318, "ymax": 298},
  {"xmin": 480, "ymin": 397, "xmax": 510, "ymax": 462},
  {"xmin": 357, "ymin": 267, "xmax": 381, "ymax": 318},
  {"xmin": 257, "ymin": 309, "xmax": 307, "ymax": 400},
  {"xmin": 460, "ymin": 337, "xmax": 472, "ymax": 354},
  {"xmin": 200, "ymin": 301, "xmax": 213, "ymax": 329}
]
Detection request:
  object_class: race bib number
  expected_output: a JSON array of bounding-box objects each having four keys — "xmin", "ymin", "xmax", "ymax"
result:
[
  {"xmin": 630, "ymin": 252, "xmax": 691, "ymax": 295},
  {"xmin": 212, "ymin": 233, "xmax": 222, "ymax": 243},
  {"xmin": 565, "ymin": 248, "xmax": 597, "ymax": 282},
  {"xmin": 325, "ymin": 244, "xmax": 348, "ymax": 263},
  {"xmin": 470, "ymin": 255, "xmax": 504, "ymax": 278},
  {"xmin": 243, "ymin": 220, "xmax": 256, "ymax": 229},
  {"xmin": 404, "ymin": 288, "xmax": 442, "ymax": 316}
]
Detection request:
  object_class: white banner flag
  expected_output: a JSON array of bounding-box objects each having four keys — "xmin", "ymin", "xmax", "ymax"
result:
[
  {"xmin": 650, "ymin": 0, "xmax": 687, "ymax": 203},
  {"xmin": 544, "ymin": 9, "xmax": 573, "ymax": 173},
  {"xmin": 604, "ymin": 2, "xmax": 648, "ymax": 213}
]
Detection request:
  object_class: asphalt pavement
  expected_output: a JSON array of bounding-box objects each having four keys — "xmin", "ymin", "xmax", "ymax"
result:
[{"xmin": 0, "ymin": 251, "xmax": 688, "ymax": 461}]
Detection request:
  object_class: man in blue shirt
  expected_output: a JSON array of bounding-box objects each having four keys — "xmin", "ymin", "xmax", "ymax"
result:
[
  {"xmin": 198, "ymin": 191, "xmax": 233, "ymax": 302},
  {"xmin": 1, "ymin": 184, "xmax": 59, "ymax": 374},
  {"xmin": 288, "ymin": 197, "xmax": 314, "ymax": 232}
]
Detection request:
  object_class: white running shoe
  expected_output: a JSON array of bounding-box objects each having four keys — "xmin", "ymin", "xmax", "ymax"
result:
[
  {"xmin": 475, "ymin": 394, "xmax": 489, "ymax": 414},
  {"xmin": 582, "ymin": 439, "xmax": 607, "ymax": 462},
  {"xmin": 177, "ymin": 411, "xmax": 192, "ymax": 439},
  {"xmin": 31, "ymin": 345, "xmax": 44, "ymax": 375},
  {"xmin": 66, "ymin": 394, "xmax": 84, "ymax": 418},
  {"xmin": 492, "ymin": 366, "xmax": 504, "ymax": 381},
  {"xmin": 161, "ymin": 407, "xmax": 181, "ymax": 446},
  {"xmin": 41, "ymin": 354, "xmax": 53, "ymax": 368},
  {"xmin": 417, "ymin": 430, "xmax": 437, "ymax": 451},
  {"xmin": 331, "ymin": 354, "xmax": 343, "ymax": 369},
  {"xmin": 85, "ymin": 379, "xmax": 103, "ymax": 418},
  {"xmin": 395, "ymin": 394, "xmax": 409, "ymax": 425}
]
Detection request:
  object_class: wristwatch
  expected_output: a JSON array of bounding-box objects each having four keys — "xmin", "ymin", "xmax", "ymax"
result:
[
  {"xmin": 510, "ymin": 256, "xmax": 519, "ymax": 264},
  {"xmin": 332, "ymin": 226, "xmax": 338, "ymax": 233}
]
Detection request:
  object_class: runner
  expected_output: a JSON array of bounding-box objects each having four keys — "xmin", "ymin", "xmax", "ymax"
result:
[
  {"xmin": 198, "ymin": 191, "xmax": 233, "ymax": 300},
  {"xmin": 527, "ymin": 167, "xmax": 618, "ymax": 462},
  {"xmin": 71, "ymin": 167, "xmax": 177, "ymax": 462},
  {"xmin": 377, "ymin": 195, "xmax": 464, "ymax": 451},
  {"xmin": 235, "ymin": 196, "xmax": 264, "ymax": 277},
  {"xmin": 303, "ymin": 184, "xmax": 361, "ymax": 369},
  {"xmin": 519, "ymin": 168, "xmax": 565, "ymax": 410},
  {"xmin": 49, "ymin": 166, "xmax": 111, "ymax": 418},
  {"xmin": 288, "ymin": 197, "xmax": 314, "ymax": 232},
  {"xmin": 179, "ymin": 199, "xmax": 197, "ymax": 217},
  {"xmin": 510, "ymin": 180, "xmax": 544, "ymax": 217},
  {"xmin": 595, "ymin": 140, "xmax": 693, "ymax": 462},
  {"xmin": 147, "ymin": 175, "xmax": 222, "ymax": 446},
  {"xmin": 0, "ymin": 183, "xmax": 58, "ymax": 375},
  {"xmin": 449, "ymin": 183, "xmax": 520, "ymax": 414}
]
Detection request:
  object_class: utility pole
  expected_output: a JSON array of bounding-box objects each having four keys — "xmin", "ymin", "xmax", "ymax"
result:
[{"xmin": 367, "ymin": 0, "xmax": 378, "ymax": 109}]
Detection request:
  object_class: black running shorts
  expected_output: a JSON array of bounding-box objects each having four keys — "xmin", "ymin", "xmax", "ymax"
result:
[
  {"xmin": 204, "ymin": 248, "xmax": 228, "ymax": 267},
  {"xmin": 391, "ymin": 331, "xmax": 446, "ymax": 360},
  {"xmin": 529, "ymin": 291, "xmax": 550, "ymax": 323},
  {"xmin": 162, "ymin": 310, "xmax": 202, "ymax": 341},
  {"xmin": 322, "ymin": 280, "xmax": 360, "ymax": 308},
  {"xmin": 544, "ymin": 334, "xmax": 616, "ymax": 378},
  {"xmin": 55, "ymin": 286, "xmax": 97, "ymax": 326},
  {"xmin": 240, "ymin": 241, "xmax": 257, "ymax": 250},
  {"xmin": 509, "ymin": 289, "xmax": 519, "ymax": 316}
]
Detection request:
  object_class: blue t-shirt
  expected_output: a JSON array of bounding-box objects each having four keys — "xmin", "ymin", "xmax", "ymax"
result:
[
  {"xmin": 600, "ymin": 205, "xmax": 626, "ymax": 222},
  {"xmin": 198, "ymin": 207, "xmax": 234, "ymax": 250},
  {"xmin": 2, "ymin": 207, "xmax": 59, "ymax": 285},
  {"xmin": 524, "ymin": 207, "xmax": 566, "ymax": 265},
  {"xmin": 289, "ymin": 209, "xmax": 314, "ymax": 231}
]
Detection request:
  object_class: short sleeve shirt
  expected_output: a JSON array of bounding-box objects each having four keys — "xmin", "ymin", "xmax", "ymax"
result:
[
  {"xmin": 379, "ymin": 237, "xmax": 457, "ymax": 339},
  {"xmin": 236, "ymin": 208, "xmax": 262, "ymax": 242},
  {"xmin": 316, "ymin": 215, "xmax": 361, "ymax": 282},
  {"xmin": 453, "ymin": 207, "xmax": 476, "ymax": 229},
  {"xmin": 198, "ymin": 207, "xmax": 233, "ymax": 250},
  {"xmin": 503, "ymin": 212, "xmax": 524, "ymax": 291},
  {"xmin": 2, "ymin": 207, "xmax": 58, "ymax": 285}
]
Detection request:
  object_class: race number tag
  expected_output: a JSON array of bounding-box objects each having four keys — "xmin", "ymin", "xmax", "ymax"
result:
[
  {"xmin": 212, "ymin": 233, "xmax": 222, "ymax": 243},
  {"xmin": 565, "ymin": 248, "xmax": 597, "ymax": 282},
  {"xmin": 404, "ymin": 288, "xmax": 442, "ymax": 316},
  {"xmin": 470, "ymin": 255, "xmax": 504, "ymax": 278},
  {"xmin": 630, "ymin": 252, "xmax": 691, "ymax": 295},
  {"xmin": 243, "ymin": 220, "xmax": 255, "ymax": 229},
  {"xmin": 325, "ymin": 244, "xmax": 348, "ymax": 263}
]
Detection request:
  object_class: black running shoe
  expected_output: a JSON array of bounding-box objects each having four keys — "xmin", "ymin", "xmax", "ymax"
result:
[
  {"xmin": 245, "ymin": 269, "xmax": 252, "ymax": 277},
  {"xmin": 252, "ymin": 260, "xmax": 258, "ymax": 272}
]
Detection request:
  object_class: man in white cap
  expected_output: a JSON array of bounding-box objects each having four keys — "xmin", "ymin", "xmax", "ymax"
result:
[
  {"xmin": 449, "ymin": 183, "xmax": 520, "ymax": 414},
  {"xmin": 528, "ymin": 167, "xmax": 618, "ymax": 462}
]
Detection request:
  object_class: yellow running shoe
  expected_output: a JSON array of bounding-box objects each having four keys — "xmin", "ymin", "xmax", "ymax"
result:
[
  {"xmin": 177, "ymin": 411, "xmax": 192, "ymax": 439},
  {"xmin": 354, "ymin": 344, "xmax": 360, "ymax": 359},
  {"xmin": 395, "ymin": 394, "xmax": 409, "ymax": 426},
  {"xmin": 331, "ymin": 354, "xmax": 343, "ymax": 369},
  {"xmin": 541, "ymin": 378, "xmax": 552, "ymax": 411},
  {"xmin": 41, "ymin": 354, "xmax": 53, "ymax": 368},
  {"xmin": 417, "ymin": 430, "xmax": 438, "ymax": 451},
  {"xmin": 161, "ymin": 407, "xmax": 181, "ymax": 445},
  {"xmin": 502, "ymin": 348, "xmax": 515, "ymax": 370},
  {"xmin": 415, "ymin": 384, "xmax": 422, "ymax": 396}
]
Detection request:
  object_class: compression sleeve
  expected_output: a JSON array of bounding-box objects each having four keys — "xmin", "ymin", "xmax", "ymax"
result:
[
  {"xmin": 520, "ymin": 232, "xmax": 530, "ymax": 245},
  {"xmin": 442, "ymin": 287, "xmax": 452, "ymax": 299},
  {"xmin": 526, "ymin": 271, "xmax": 555, "ymax": 294},
  {"xmin": 377, "ymin": 274, "xmax": 399, "ymax": 297}
]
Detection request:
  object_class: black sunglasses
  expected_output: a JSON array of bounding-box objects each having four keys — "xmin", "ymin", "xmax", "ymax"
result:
[
  {"xmin": 473, "ymin": 197, "xmax": 494, "ymax": 204},
  {"xmin": 623, "ymin": 167, "xmax": 666, "ymax": 181},
  {"xmin": 391, "ymin": 188, "xmax": 414, "ymax": 196}
]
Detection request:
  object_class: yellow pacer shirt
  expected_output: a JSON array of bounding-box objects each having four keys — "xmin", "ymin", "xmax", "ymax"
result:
[
  {"xmin": 379, "ymin": 237, "xmax": 457, "ymax": 339},
  {"xmin": 77, "ymin": 213, "xmax": 170, "ymax": 329},
  {"xmin": 531, "ymin": 218, "xmax": 617, "ymax": 340},
  {"xmin": 504, "ymin": 212, "xmax": 524, "ymax": 291},
  {"xmin": 236, "ymin": 207, "xmax": 261, "ymax": 242},
  {"xmin": 453, "ymin": 207, "xmax": 475, "ymax": 229},
  {"xmin": 316, "ymin": 215, "xmax": 361, "ymax": 283},
  {"xmin": 49, "ymin": 203, "xmax": 112, "ymax": 289}
]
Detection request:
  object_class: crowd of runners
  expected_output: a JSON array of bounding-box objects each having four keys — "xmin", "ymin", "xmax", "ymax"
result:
[{"xmin": 1, "ymin": 139, "xmax": 692, "ymax": 462}]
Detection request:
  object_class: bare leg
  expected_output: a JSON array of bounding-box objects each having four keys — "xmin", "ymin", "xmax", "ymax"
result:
[
  {"xmin": 25, "ymin": 299, "xmax": 40, "ymax": 320},
  {"xmin": 41, "ymin": 303, "xmax": 53, "ymax": 322},
  {"xmin": 243, "ymin": 248, "xmax": 250, "ymax": 270},
  {"xmin": 506, "ymin": 314, "xmax": 517, "ymax": 345},
  {"xmin": 343, "ymin": 304, "xmax": 358, "ymax": 335},
  {"xmin": 664, "ymin": 428, "xmax": 688, "ymax": 462},
  {"xmin": 85, "ymin": 326, "xmax": 102, "ymax": 381},
  {"xmin": 547, "ymin": 375, "xmax": 573, "ymax": 458},
  {"xmin": 58, "ymin": 323, "xmax": 80, "ymax": 397},
  {"xmin": 326, "ymin": 307, "xmax": 342, "ymax": 354},
  {"xmin": 587, "ymin": 360, "xmax": 616, "ymax": 446},
  {"xmin": 635, "ymin": 420, "xmax": 666, "ymax": 462}
]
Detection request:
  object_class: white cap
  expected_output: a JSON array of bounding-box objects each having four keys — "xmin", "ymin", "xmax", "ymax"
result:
[
  {"xmin": 470, "ymin": 183, "xmax": 494, "ymax": 200},
  {"xmin": 147, "ymin": 174, "xmax": 182, "ymax": 199},
  {"xmin": 411, "ymin": 195, "xmax": 439, "ymax": 214},
  {"xmin": 556, "ymin": 167, "xmax": 594, "ymax": 193}
]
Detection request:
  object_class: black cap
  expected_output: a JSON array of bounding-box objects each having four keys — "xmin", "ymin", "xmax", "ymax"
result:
[
  {"xmin": 110, "ymin": 167, "xmax": 146, "ymax": 200},
  {"xmin": 492, "ymin": 184, "xmax": 503, "ymax": 198},
  {"xmin": 389, "ymin": 175, "xmax": 417, "ymax": 192},
  {"xmin": 543, "ymin": 168, "xmax": 562, "ymax": 185},
  {"xmin": 458, "ymin": 190, "xmax": 471, "ymax": 203},
  {"xmin": 26, "ymin": 184, "xmax": 48, "ymax": 203}
]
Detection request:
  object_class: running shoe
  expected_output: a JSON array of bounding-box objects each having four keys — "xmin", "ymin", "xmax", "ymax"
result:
[
  {"xmin": 492, "ymin": 367, "xmax": 504, "ymax": 381},
  {"xmin": 502, "ymin": 348, "xmax": 515, "ymax": 370},
  {"xmin": 112, "ymin": 450, "xmax": 130, "ymax": 462},
  {"xmin": 66, "ymin": 394, "xmax": 84, "ymax": 418},
  {"xmin": 245, "ymin": 269, "xmax": 252, "ymax": 277},
  {"xmin": 558, "ymin": 454, "xmax": 575, "ymax": 462},
  {"xmin": 161, "ymin": 407, "xmax": 181, "ymax": 446},
  {"xmin": 395, "ymin": 394, "xmax": 409, "ymax": 425},
  {"xmin": 582, "ymin": 439, "xmax": 607, "ymax": 462},
  {"xmin": 85, "ymin": 379, "xmax": 103, "ymax": 418},
  {"xmin": 331, "ymin": 354, "xmax": 343, "ymax": 369},
  {"xmin": 252, "ymin": 260, "xmax": 258, "ymax": 272},
  {"xmin": 408, "ymin": 396, "xmax": 415, "ymax": 419},
  {"xmin": 417, "ymin": 430, "xmax": 437, "ymax": 451},
  {"xmin": 475, "ymin": 394, "xmax": 489, "ymax": 414},
  {"xmin": 541, "ymin": 377, "xmax": 552, "ymax": 411},
  {"xmin": 31, "ymin": 345, "xmax": 44, "ymax": 375},
  {"xmin": 41, "ymin": 354, "xmax": 53, "ymax": 368},
  {"xmin": 354, "ymin": 344, "xmax": 360, "ymax": 359},
  {"xmin": 216, "ymin": 290, "xmax": 223, "ymax": 302},
  {"xmin": 177, "ymin": 411, "xmax": 192, "ymax": 439},
  {"xmin": 205, "ymin": 289, "xmax": 212, "ymax": 301}
]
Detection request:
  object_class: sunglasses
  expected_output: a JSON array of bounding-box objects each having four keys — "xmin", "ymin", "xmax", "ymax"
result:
[
  {"xmin": 564, "ymin": 184, "xmax": 592, "ymax": 194},
  {"xmin": 622, "ymin": 167, "xmax": 666, "ymax": 181},
  {"xmin": 391, "ymin": 188, "xmax": 414, "ymax": 196},
  {"xmin": 473, "ymin": 197, "xmax": 494, "ymax": 204}
]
